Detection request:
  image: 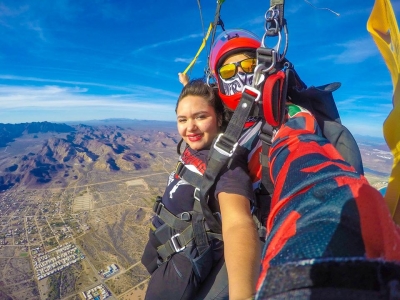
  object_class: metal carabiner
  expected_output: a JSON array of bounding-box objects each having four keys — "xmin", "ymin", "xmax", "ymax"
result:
[
  {"xmin": 261, "ymin": 5, "xmax": 289, "ymax": 63},
  {"xmin": 264, "ymin": 7, "xmax": 280, "ymax": 36},
  {"xmin": 265, "ymin": 6, "xmax": 279, "ymax": 23},
  {"xmin": 262, "ymin": 19, "xmax": 282, "ymax": 53},
  {"xmin": 252, "ymin": 58, "xmax": 277, "ymax": 88},
  {"xmin": 279, "ymin": 22, "xmax": 289, "ymax": 62}
]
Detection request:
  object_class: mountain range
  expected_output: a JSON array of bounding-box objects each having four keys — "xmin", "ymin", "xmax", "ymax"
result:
[
  {"xmin": 0, "ymin": 121, "xmax": 179, "ymax": 191},
  {"xmin": 0, "ymin": 120, "xmax": 393, "ymax": 192}
]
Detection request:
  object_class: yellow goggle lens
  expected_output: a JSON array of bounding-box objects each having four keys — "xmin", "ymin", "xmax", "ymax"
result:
[
  {"xmin": 219, "ymin": 64, "xmax": 236, "ymax": 79},
  {"xmin": 218, "ymin": 58, "xmax": 256, "ymax": 79},
  {"xmin": 241, "ymin": 58, "xmax": 256, "ymax": 73}
]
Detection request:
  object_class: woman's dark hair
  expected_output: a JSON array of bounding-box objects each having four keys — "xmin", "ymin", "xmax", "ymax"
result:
[{"xmin": 176, "ymin": 79, "xmax": 231, "ymax": 154}]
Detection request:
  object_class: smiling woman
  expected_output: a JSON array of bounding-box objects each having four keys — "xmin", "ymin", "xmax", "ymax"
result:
[{"xmin": 141, "ymin": 79, "xmax": 260, "ymax": 300}]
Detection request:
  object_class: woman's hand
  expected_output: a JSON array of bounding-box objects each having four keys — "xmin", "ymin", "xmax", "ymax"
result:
[{"xmin": 178, "ymin": 72, "xmax": 189, "ymax": 86}]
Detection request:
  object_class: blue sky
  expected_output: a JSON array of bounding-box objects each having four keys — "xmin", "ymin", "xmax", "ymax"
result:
[{"xmin": 0, "ymin": 0, "xmax": 399, "ymax": 138}]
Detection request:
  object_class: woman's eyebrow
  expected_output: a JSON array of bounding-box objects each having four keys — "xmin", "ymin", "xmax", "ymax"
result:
[
  {"xmin": 176, "ymin": 111, "xmax": 210, "ymax": 119},
  {"xmin": 193, "ymin": 111, "xmax": 210, "ymax": 116}
]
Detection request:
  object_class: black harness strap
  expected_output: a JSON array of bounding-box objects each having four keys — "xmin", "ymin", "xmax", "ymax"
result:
[
  {"xmin": 175, "ymin": 161, "xmax": 203, "ymax": 189},
  {"xmin": 259, "ymin": 122, "xmax": 275, "ymax": 194},
  {"xmin": 198, "ymin": 87, "xmax": 260, "ymax": 234},
  {"xmin": 157, "ymin": 224, "xmax": 195, "ymax": 261},
  {"xmin": 192, "ymin": 212, "xmax": 210, "ymax": 256},
  {"xmin": 153, "ymin": 199, "xmax": 192, "ymax": 231},
  {"xmin": 155, "ymin": 206, "xmax": 223, "ymax": 261}
]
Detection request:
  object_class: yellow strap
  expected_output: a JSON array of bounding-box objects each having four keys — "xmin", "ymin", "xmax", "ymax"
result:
[
  {"xmin": 182, "ymin": 23, "xmax": 213, "ymax": 75},
  {"xmin": 367, "ymin": 0, "xmax": 400, "ymax": 223}
]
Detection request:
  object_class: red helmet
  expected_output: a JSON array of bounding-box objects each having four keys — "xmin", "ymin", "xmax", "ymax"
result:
[{"xmin": 209, "ymin": 29, "xmax": 261, "ymax": 110}]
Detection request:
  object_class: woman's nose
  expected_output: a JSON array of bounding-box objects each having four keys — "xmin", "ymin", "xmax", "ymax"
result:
[{"xmin": 187, "ymin": 119, "xmax": 197, "ymax": 131}]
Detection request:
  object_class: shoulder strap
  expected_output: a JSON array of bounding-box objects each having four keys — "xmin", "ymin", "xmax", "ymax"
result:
[
  {"xmin": 198, "ymin": 87, "xmax": 261, "ymax": 234},
  {"xmin": 175, "ymin": 161, "xmax": 203, "ymax": 188}
]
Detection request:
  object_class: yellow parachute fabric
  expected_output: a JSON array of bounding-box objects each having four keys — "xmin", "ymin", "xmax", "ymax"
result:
[{"xmin": 367, "ymin": 0, "xmax": 400, "ymax": 224}]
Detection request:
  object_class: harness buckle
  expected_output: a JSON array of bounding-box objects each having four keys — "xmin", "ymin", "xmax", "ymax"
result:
[
  {"xmin": 175, "ymin": 161, "xmax": 184, "ymax": 175},
  {"xmin": 213, "ymin": 133, "xmax": 238, "ymax": 158},
  {"xmin": 153, "ymin": 197, "xmax": 163, "ymax": 215},
  {"xmin": 194, "ymin": 188, "xmax": 200, "ymax": 201},
  {"xmin": 171, "ymin": 233, "xmax": 185, "ymax": 252},
  {"xmin": 180, "ymin": 212, "xmax": 191, "ymax": 221},
  {"xmin": 242, "ymin": 85, "xmax": 262, "ymax": 102}
]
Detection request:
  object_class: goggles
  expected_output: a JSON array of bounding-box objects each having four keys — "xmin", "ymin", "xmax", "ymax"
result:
[{"xmin": 218, "ymin": 58, "xmax": 256, "ymax": 80}]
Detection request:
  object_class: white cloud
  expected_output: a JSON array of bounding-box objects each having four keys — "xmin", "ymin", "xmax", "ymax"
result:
[
  {"xmin": 319, "ymin": 38, "xmax": 378, "ymax": 64},
  {"xmin": 344, "ymin": 120, "xmax": 384, "ymax": 137},
  {"xmin": 245, "ymin": 16, "xmax": 265, "ymax": 26},
  {"xmin": 0, "ymin": 74, "xmax": 179, "ymax": 98},
  {"xmin": 0, "ymin": 85, "xmax": 175, "ymax": 110},
  {"xmin": 174, "ymin": 57, "xmax": 194, "ymax": 64},
  {"xmin": 25, "ymin": 20, "xmax": 46, "ymax": 41},
  {"xmin": 131, "ymin": 34, "xmax": 203, "ymax": 54},
  {"xmin": 0, "ymin": 3, "xmax": 29, "ymax": 18}
]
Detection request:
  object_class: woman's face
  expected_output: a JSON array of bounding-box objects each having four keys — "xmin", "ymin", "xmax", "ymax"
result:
[{"xmin": 176, "ymin": 95, "xmax": 221, "ymax": 151}]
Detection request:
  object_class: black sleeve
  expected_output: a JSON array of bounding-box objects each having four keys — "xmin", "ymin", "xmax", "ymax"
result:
[{"xmin": 213, "ymin": 152, "xmax": 255, "ymax": 204}]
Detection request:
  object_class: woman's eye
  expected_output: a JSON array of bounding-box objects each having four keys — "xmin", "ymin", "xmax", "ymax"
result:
[
  {"xmin": 178, "ymin": 119, "xmax": 186, "ymax": 123},
  {"xmin": 196, "ymin": 115, "xmax": 206, "ymax": 120}
]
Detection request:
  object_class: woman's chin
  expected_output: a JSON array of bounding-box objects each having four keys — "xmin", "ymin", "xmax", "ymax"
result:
[
  {"xmin": 187, "ymin": 141, "xmax": 211, "ymax": 151},
  {"xmin": 188, "ymin": 143, "xmax": 202, "ymax": 151}
]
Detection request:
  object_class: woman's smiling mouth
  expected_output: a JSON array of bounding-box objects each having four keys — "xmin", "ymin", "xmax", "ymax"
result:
[{"xmin": 187, "ymin": 134, "xmax": 202, "ymax": 142}]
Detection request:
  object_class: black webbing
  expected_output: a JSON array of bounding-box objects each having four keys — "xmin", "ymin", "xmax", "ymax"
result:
[
  {"xmin": 192, "ymin": 212, "xmax": 210, "ymax": 255},
  {"xmin": 198, "ymin": 89, "xmax": 259, "ymax": 234},
  {"xmin": 259, "ymin": 122, "xmax": 275, "ymax": 194},
  {"xmin": 175, "ymin": 162, "xmax": 203, "ymax": 188}
]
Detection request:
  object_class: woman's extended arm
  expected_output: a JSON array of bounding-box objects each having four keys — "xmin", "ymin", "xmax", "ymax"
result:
[{"xmin": 218, "ymin": 192, "xmax": 261, "ymax": 300}]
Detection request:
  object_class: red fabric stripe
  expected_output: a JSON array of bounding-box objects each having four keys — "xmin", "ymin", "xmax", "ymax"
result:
[
  {"xmin": 334, "ymin": 176, "xmax": 400, "ymax": 261},
  {"xmin": 266, "ymin": 185, "xmax": 313, "ymax": 234},
  {"xmin": 257, "ymin": 211, "xmax": 301, "ymax": 290},
  {"xmin": 180, "ymin": 148, "xmax": 207, "ymax": 174},
  {"xmin": 269, "ymin": 134, "xmax": 302, "ymax": 206}
]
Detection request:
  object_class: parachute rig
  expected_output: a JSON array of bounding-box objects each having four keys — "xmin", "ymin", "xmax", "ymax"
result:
[{"xmin": 182, "ymin": 0, "xmax": 400, "ymax": 226}]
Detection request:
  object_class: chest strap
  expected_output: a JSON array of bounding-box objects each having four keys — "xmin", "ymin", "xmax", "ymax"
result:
[
  {"xmin": 153, "ymin": 197, "xmax": 192, "ymax": 232},
  {"xmin": 175, "ymin": 161, "xmax": 203, "ymax": 188}
]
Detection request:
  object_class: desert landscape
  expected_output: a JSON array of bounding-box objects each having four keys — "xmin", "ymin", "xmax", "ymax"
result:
[{"xmin": 0, "ymin": 120, "xmax": 179, "ymax": 300}]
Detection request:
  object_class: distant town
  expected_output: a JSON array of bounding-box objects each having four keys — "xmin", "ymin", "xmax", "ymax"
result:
[{"xmin": 33, "ymin": 242, "xmax": 85, "ymax": 280}]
